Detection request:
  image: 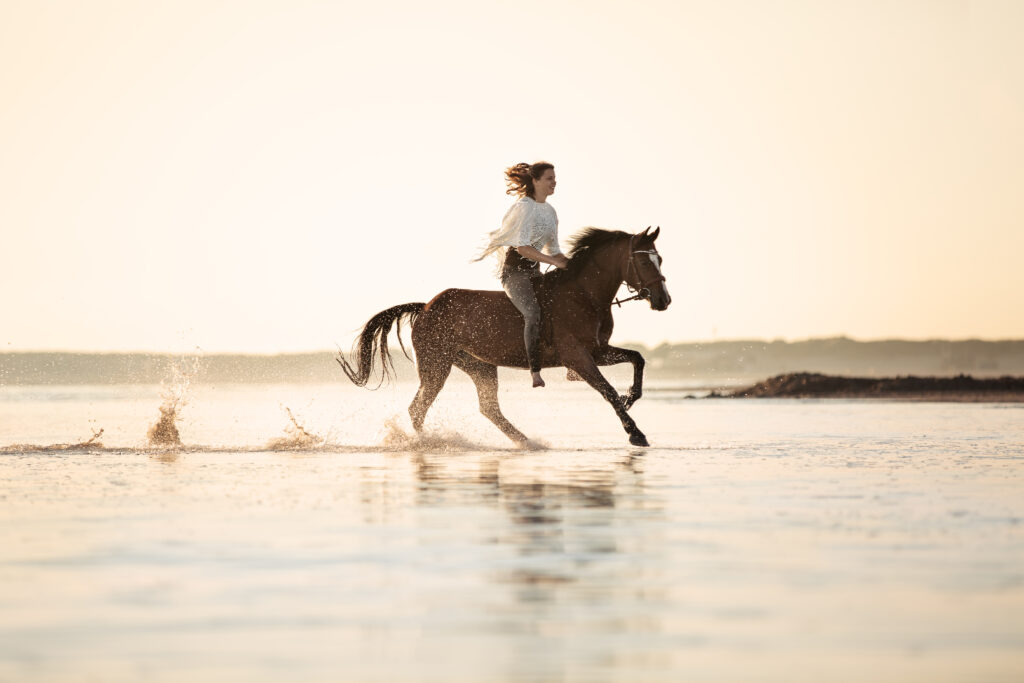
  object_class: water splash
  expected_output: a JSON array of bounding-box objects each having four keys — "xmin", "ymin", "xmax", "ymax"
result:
[
  {"xmin": 266, "ymin": 407, "xmax": 325, "ymax": 450},
  {"xmin": 147, "ymin": 405, "xmax": 180, "ymax": 445},
  {"xmin": 377, "ymin": 417, "xmax": 490, "ymax": 452},
  {"xmin": 147, "ymin": 355, "xmax": 200, "ymax": 446},
  {"xmin": 0, "ymin": 427, "xmax": 104, "ymax": 453}
]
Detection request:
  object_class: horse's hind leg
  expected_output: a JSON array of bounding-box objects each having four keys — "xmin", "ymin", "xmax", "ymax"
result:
[
  {"xmin": 408, "ymin": 356, "xmax": 453, "ymax": 432},
  {"xmin": 453, "ymin": 351, "xmax": 528, "ymax": 444}
]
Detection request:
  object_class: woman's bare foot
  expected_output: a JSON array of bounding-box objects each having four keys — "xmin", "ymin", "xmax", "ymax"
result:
[{"xmin": 531, "ymin": 371, "xmax": 545, "ymax": 388}]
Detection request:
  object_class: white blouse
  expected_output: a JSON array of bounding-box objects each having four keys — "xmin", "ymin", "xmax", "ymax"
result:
[{"xmin": 476, "ymin": 197, "xmax": 563, "ymax": 261}]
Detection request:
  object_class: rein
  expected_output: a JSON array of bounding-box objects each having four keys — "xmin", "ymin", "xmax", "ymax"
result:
[{"xmin": 612, "ymin": 236, "xmax": 666, "ymax": 307}]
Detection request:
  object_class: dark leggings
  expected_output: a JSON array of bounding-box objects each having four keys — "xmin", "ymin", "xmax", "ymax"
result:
[{"xmin": 502, "ymin": 270, "xmax": 542, "ymax": 372}]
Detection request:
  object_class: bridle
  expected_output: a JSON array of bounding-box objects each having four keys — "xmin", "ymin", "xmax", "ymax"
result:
[{"xmin": 612, "ymin": 235, "xmax": 666, "ymax": 307}]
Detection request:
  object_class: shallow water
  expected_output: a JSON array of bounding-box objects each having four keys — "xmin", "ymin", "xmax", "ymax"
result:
[{"xmin": 1, "ymin": 378, "xmax": 1023, "ymax": 682}]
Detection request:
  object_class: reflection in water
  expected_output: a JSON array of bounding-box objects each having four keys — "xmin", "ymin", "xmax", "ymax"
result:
[
  {"xmin": 401, "ymin": 451, "xmax": 654, "ymax": 597},
  {"xmin": 379, "ymin": 451, "xmax": 669, "ymax": 680},
  {"xmin": 150, "ymin": 450, "xmax": 180, "ymax": 464}
]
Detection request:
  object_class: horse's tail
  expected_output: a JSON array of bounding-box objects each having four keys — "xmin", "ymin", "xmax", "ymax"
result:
[{"xmin": 337, "ymin": 302, "xmax": 426, "ymax": 388}]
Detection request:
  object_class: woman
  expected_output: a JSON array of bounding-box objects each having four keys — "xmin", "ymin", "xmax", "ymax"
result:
[{"xmin": 476, "ymin": 161, "xmax": 569, "ymax": 388}]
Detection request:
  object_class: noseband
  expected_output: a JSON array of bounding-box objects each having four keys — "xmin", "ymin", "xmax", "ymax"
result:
[{"xmin": 612, "ymin": 235, "xmax": 667, "ymax": 307}]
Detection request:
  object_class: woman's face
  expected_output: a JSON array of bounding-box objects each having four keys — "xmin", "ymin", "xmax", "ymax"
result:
[{"xmin": 533, "ymin": 168, "xmax": 556, "ymax": 198}]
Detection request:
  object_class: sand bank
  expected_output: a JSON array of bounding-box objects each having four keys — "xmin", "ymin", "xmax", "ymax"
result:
[{"xmin": 724, "ymin": 372, "xmax": 1024, "ymax": 401}]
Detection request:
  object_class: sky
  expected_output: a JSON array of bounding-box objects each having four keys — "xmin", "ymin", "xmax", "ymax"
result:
[{"xmin": 1, "ymin": 0, "xmax": 1021, "ymax": 353}]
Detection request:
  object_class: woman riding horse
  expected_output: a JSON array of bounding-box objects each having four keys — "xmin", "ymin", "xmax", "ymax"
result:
[
  {"xmin": 475, "ymin": 162, "xmax": 569, "ymax": 388},
  {"xmin": 338, "ymin": 224, "xmax": 671, "ymax": 447}
]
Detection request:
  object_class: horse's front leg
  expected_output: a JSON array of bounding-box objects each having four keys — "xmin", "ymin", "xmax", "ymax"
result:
[
  {"xmin": 560, "ymin": 345, "xmax": 649, "ymax": 447},
  {"xmin": 592, "ymin": 345, "xmax": 645, "ymax": 411}
]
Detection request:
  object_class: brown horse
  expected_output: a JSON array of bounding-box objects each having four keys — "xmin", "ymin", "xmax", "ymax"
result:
[{"xmin": 337, "ymin": 227, "xmax": 671, "ymax": 446}]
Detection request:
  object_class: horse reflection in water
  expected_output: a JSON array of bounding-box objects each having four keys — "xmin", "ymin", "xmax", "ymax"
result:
[
  {"xmin": 408, "ymin": 450, "xmax": 649, "ymax": 591},
  {"xmin": 338, "ymin": 228, "xmax": 671, "ymax": 446}
]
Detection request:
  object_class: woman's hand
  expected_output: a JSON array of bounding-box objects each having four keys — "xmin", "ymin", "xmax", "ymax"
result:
[{"xmin": 516, "ymin": 246, "xmax": 569, "ymax": 269}]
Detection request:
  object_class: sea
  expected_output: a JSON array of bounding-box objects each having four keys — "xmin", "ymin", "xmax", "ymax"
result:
[{"xmin": 1, "ymin": 371, "xmax": 1022, "ymax": 682}]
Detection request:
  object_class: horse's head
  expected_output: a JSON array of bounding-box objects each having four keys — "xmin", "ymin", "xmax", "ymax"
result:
[{"xmin": 625, "ymin": 227, "xmax": 671, "ymax": 311}]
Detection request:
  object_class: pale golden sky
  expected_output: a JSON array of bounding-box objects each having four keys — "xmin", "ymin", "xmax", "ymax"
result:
[{"xmin": 2, "ymin": 0, "xmax": 1021, "ymax": 352}]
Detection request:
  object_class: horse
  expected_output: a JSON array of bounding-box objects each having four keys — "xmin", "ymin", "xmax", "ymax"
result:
[{"xmin": 337, "ymin": 226, "xmax": 671, "ymax": 446}]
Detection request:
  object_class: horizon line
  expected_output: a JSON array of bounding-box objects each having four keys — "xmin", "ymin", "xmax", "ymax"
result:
[{"xmin": 5, "ymin": 335, "xmax": 1024, "ymax": 356}]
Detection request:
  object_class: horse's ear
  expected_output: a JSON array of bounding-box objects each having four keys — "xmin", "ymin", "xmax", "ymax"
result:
[
  {"xmin": 640, "ymin": 226, "xmax": 650, "ymax": 237},
  {"xmin": 650, "ymin": 226, "xmax": 660, "ymax": 241}
]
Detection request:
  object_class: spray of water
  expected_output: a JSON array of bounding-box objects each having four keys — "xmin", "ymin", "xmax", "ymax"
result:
[
  {"xmin": 147, "ymin": 355, "xmax": 200, "ymax": 446},
  {"xmin": 377, "ymin": 417, "xmax": 488, "ymax": 452},
  {"xmin": 78, "ymin": 427, "xmax": 104, "ymax": 448},
  {"xmin": 0, "ymin": 427, "xmax": 104, "ymax": 453},
  {"xmin": 266, "ymin": 407, "xmax": 325, "ymax": 450}
]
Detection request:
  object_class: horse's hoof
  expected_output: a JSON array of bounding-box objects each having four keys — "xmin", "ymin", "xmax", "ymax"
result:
[{"xmin": 629, "ymin": 433, "xmax": 649, "ymax": 447}]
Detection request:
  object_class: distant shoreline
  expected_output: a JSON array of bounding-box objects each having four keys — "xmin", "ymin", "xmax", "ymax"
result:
[
  {"xmin": 719, "ymin": 372, "xmax": 1024, "ymax": 401},
  {"xmin": 3, "ymin": 341, "xmax": 1024, "ymax": 386}
]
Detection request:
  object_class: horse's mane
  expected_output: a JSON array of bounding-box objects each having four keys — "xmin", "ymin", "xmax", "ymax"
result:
[
  {"xmin": 567, "ymin": 227, "xmax": 631, "ymax": 259},
  {"xmin": 542, "ymin": 227, "xmax": 631, "ymax": 284}
]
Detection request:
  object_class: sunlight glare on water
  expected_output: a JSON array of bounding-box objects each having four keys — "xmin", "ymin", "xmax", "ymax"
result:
[{"xmin": 1, "ymin": 379, "xmax": 1023, "ymax": 682}]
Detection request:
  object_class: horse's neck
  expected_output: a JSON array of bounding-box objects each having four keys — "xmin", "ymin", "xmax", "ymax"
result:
[{"xmin": 571, "ymin": 248, "xmax": 626, "ymax": 308}]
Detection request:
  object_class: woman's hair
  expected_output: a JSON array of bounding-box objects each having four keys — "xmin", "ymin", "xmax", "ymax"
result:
[{"xmin": 505, "ymin": 161, "xmax": 554, "ymax": 199}]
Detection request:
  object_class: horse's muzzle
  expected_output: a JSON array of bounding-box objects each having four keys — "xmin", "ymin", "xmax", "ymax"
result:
[{"xmin": 650, "ymin": 287, "xmax": 672, "ymax": 311}]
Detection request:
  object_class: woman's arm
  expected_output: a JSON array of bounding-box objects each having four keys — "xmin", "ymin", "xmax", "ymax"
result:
[{"xmin": 517, "ymin": 245, "xmax": 569, "ymax": 269}]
